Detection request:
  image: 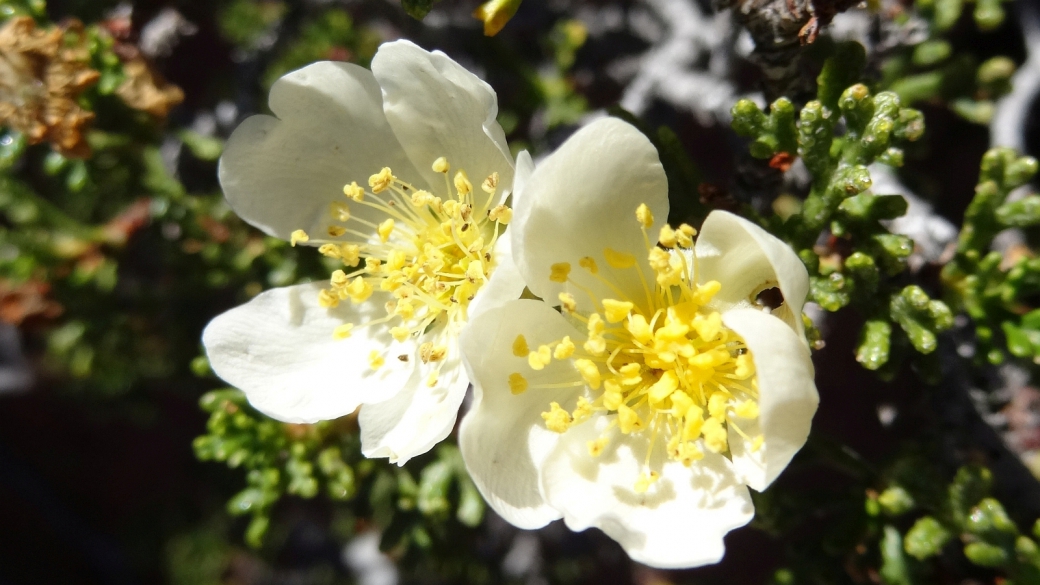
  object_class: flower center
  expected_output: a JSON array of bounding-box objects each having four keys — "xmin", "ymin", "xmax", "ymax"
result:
[
  {"xmin": 510, "ymin": 204, "xmax": 761, "ymax": 492},
  {"xmin": 291, "ymin": 157, "xmax": 511, "ymax": 385}
]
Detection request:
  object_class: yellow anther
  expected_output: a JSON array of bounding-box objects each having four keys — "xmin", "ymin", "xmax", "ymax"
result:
[
  {"xmin": 377, "ymin": 218, "xmax": 395, "ymax": 243},
  {"xmin": 602, "ymin": 299, "xmax": 634, "ymax": 323},
  {"xmin": 442, "ymin": 199, "xmax": 460, "ymax": 217},
  {"xmin": 588, "ymin": 313, "xmax": 605, "ymax": 335},
  {"xmin": 617, "ymin": 404, "xmax": 643, "ymax": 433},
  {"xmin": 369, "ymin": 167, "xmax": 394, "ymax": 193},
  {"xmin": 558, "ymin": 292, "xmax": 577, "ymax": 313},
  {"xmin": 327, "ymin": 225, "xmax": 347, "ymax": 237},
  {"xmin": 734, "ymin": 353, "xmax": 755, "ymax": 378},
  {"xmin": 619, "ymin": 363, "xmax": 642, "ymax": 386},
  {"xmin": 680, "ymin": 444, "xmax": 705, "ymax": 466},
  {"xmin": 692, "ymin": 281, "xmax": 722, "ymax": 305},
  {"xmin": 481, "ymin": 172, "xmax": 499, "ymax": 194},
  {"xmin": 735, "ymin": 400, "xmax": 759, "ymax": 419},
  {"xmin": 636, "ymin": 203, "xmax": 654, "ymax": 229},
  {"xmin": 390, "ymin": 326, "xmax": 410, "ymax": 342},
  {"xmin": 420, "ymin": 342, "xmax": 447, "ymax": 363},
  {"xmin": 333, "ymin": 323, "xmax": 354, "ymax": 339},
  {"xmin": 691, "ymin": 311, "xmax": 722, "ymax": 341},
  {"xmin": 625, "ymin": 314, "xmax": 653, "ymax": 345},
  {"xmin": 394, "ymin": 299, "xmax": 415, "ymax": 318},
  {"xmin": 365, "ymin": 258, "xmax": 382, "ymax": 271},
  {"xmin": 290, "ymin": 229, "xmax": 309, "ymax": 247},
  {"xmin": 647, "ymin": 247, "xmax": 671, "ymax": 272},
  {"xmin": 329, "ymin": 201, "xmax": 351, "ymax": 222},
  {"xmin": 682, "ymin": 406, "xmax": 704, "ymax": 441},
  {"xmin": 675, "ymin": 225, "xmax": 694, "ymax": 248},
  {"xmin": 603, "ymin": 248, "xmax": 636, "ymax": 269},
  {"xmin": 751, "ymin": 435, "xmax": 765, "ymax": 452},
  {"xmin": 318, "ymin": 289, "xmax": 339, "ymax": 308},
  {"xmin": 574, "ymin": 358, "xmax": 602, "ymax": 389},
  {"xmin": 454, "ymin": 170, "xmax": 473, "ymax": 197},
  {"xmin": 634, "ymin": 471, "xmax": 660, "ymax": 494},
  {"xmin": 542, "ymin": 402, "xmax": 573, "ymax": 432},
  {"xmin": 572, "ymin": 396, "xmax": 592, "ymax": 422},
  {"xmin": 579, "ymin": 256, "xmax": 598, "ymax": 274},
  {"xmin": 508, "ymin": 372, "xmax": 528, "ymax": 395},
  {"xmin": 512, "ymin": 334, "xmax": 529, "ymax": 357},
  {"xmin": 488, "ymin": 204, "xmax": 512, "ymax": 224},
  {"xmin": 656, "ymin": 320, "xmax": 690, "ymax": 342},
  {"xmin": 702, "ymin": 417, "xmax": 728, "ymax": 453},
  {"xmin": 466, "ymin": 261, "xmax": 485, "ymax": 283},
  {"xmin": 528, "ymin": 345, "xmax": 552, "ymax": 370},
  {"xmin": 603, "ymin": 380, "xmax": 624, "ymax": 410},
  {"xmin": 410, "ymin": 190, "xmax": 433, "ymax": 207},
  {"xmin": 549, "ymin": 262, "xmax": 571, "ymax": 283},
  {"xmin": 319, "ymin": 244, "xmax": 340, "ymax": 258},
  {"xmin": 670, "ymin": 390, "xmax": 693, "ymax": 418},
  {"xmin": 432, "ymin": 157, "xmax": 450, "ymax": 173},
  {"xmin": 648, "ymin": 370, "xmax": 679, "ymax": 404},
  {"xmin": 553, "ymin": 336, "xmax": 575, "ymax": 359},
  {"xmin": 330, "ymin": 269, "xmax": 349, "ymax": 286},
  {"xmin": 346, "ymin": 276, "xmax": 373, "ymax": 303},
  {"xmin": 368, "ymin": 350, "xmax": 385, "ymax": 370},
  {"xmin": 658, "ymin": 225, "xmax": 677, "ymax": 248},
  {"xmin": 343, "ymin": 181, "xmax": 365, "ymax": 201},
  {"xmin": 588, "ymin": 436, "xmax": 609, "ymax": 457},
  {"xmin": 708, "ymin": 392, "xmax": 729, "ymax": 419},
  {"xmin": 340, "ymin": 244, "xmax": 361, "ymax": 267},
  {"xmin": 427, "ymin": 371, "xmax": 440, "ymax": 387},
  {"xmin": 387, "ymin": 250, "xmax": 407, "ymax": 271}
]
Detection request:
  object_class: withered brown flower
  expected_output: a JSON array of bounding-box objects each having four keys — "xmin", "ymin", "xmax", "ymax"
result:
[
  {"xmin": 115, "ymin": 58, "xmax": 183, "ymax": 118},
  {"xmin": 0, "ymin": 17, "xmax": 99, "ymax": 158}
]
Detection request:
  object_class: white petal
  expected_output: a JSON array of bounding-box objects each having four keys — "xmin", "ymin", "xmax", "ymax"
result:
[
  {"xmin": 540, "ymin": 415, "xmax": 754, "ymax": 569},
  {"xmin": 372, "ymin": 41, "xmax": 514, "ymax": 209},
  {"xmin": 511, "ymin": 118, "xmax": 668, "ymax": 313},
  {"xmin": 467, "ymin": 234, "xmax": 526, "ymax": 321},
  {"xmin": 695, "ymin": 211, "xmax": 810, "ymax": 340},
  {"xmin": 218, "ymin": 61, "xmax": 424, "ymax": 240},
  {"xmin": 202, "ymin": 283, "xmax": 416, "ymax": 423},
  {"xmin": 458, "ymin": 300, "xmax": 582, "ymax": 529},
  {"xmin": 512, "ymin": 149, "xmax": 534, "ymax": 203},
  {"xmin": 360, "ymin": 342, "xmax": 469, "ymax": 464},
  {"xmin": 722, "ymin": 308, "xmax": 818, "ymax": 492}
]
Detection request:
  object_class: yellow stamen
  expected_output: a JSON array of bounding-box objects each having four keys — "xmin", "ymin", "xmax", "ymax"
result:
[{"xmin": 290, "ymin": 229, "xmax": 309, "ymax": 246}]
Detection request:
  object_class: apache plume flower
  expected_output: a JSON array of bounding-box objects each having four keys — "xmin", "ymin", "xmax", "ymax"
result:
[
  {"xmin": 203, "ymin": 41, "xmax": 527, "ymax": 464},
  {"xmin": 458, "ymin": 117, "xmax": 818, "ymax": 568},
  {"xmin": 0, "ymin": 17, "xmax": 99, "ymax": 158}
]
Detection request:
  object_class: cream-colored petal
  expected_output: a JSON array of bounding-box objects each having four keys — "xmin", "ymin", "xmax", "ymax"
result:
[
  {"xmin": 372, "ymin": 41, "xmax": 514, "ymax": 211},
  {"xmin": 202, "ymin": 283, "xmax": 417, "ymax": 423},
  {"xmin": 722, "ymin": 308, "xmax": 818, "ymax": 492},
  {"xmin": 467, "ymin": 232, "xmax": 526, "ymax": 321},
  {"xmin": 540, "ymin": 415, "xmax": 754, "ymax": 569},
  {"xmin": 511, "ymin": 149, "xmax": 534, "ymax": 204},
  {"xmin": 458, "ymin": 300, "xmax": 583, "ymax": 529},
  {"xmin": 218, "ymin": 61, "xmax": 425, "ymax": 241},
  {"xmin": 695, "ymin": 211, "xmax": 809, "ymax": 340},
  {"xmin": 510, "ymin": 117, "xmax": 668, "ymax": 314},
  {"xmin": 360, "ymin": 343, "xmax": 469, "ymax": 465}
]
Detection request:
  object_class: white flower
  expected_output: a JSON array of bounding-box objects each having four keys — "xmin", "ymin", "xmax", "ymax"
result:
[
  {"xmin": 202, "ymin": 40, "xmax": 531, "ymax": 464},
  {"xmin": 458, "ymin": 117, "xmax": 818, "ymax": 569}
]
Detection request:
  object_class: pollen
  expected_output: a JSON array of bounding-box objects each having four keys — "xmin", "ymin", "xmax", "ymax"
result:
[
  {"xmin": 377, "ymin": 218, "xmax": 395, "ymax": 242},
  {"xmin": 512, "ymin": 334, "xmax": 529, "ymax": 357},
  {"xmin": 488, "ymin": 205, "xmax": 512, "ymax": 224},
  {"xmin": 432, "ymin": 156, "xmax": 449, "ymax": 173},
  {"xmin": 454, "ymin": 170, "xmax": 473, "ymax": 197},
  {"xmin": 343, "ymin": 181, "xmax": 365, "ymax": 201},
  {"xmin": 508, "ymin": 372, "xmax": 528, "ymax": 395},
  {"xmin": 369, "ymin": 167, "xmax": 394, "ymax": 193},
  {"xmin": 290, "ymin": 229, "xmax": 309, "ymax": 246},
  {"xmin": 513, "ymin": 204, "xmax": 762, "ymax": 489},
  {"xmin": 333, "ymin": 323, "xmax": 354, "ymax": 339},
  {"xmin": 368, "ymin": 350, "xmax": 385, "ymax": 370},
  {"xmin": 550, "ymin": 262, "xmax": 571, "ymax": 283}
]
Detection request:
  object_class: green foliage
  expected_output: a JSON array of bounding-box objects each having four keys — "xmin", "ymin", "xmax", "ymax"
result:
[
  {"xmin": 732, "ymin": 66, "xmax": 949, "ymax": 374},
  {"xmin": 194, "ymin": 389, "xmax": 484, "ymax": 551},
  {"xmin": 941, "ymin": 148, "xmax": 1040, "ymax": 364},
  {"xmin": 882, "ymin": 0, "xmax": 1016, "ymax": 124}
]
